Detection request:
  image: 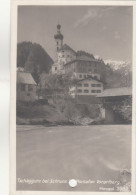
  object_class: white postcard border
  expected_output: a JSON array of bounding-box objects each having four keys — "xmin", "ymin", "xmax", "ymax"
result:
[{"xmin": 10, "ymin": 1, "xmax": 136, "ymax": 195}]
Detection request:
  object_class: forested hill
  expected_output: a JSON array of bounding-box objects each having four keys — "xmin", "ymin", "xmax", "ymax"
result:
[
  {"xmin": 17, "ymin": 41, "xmax": 132, "ymax": 88},
  {"xmin": 17, "ymin": 42, "xmax": 54, "ymax": 83}
]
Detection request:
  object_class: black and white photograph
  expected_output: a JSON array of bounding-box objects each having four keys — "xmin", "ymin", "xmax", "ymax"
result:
[{"xmin": 10, "ymin": 1, "xmax": 136, "ymax": 193}]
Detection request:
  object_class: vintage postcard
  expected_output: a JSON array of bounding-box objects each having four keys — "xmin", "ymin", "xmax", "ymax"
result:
[{"xmin": 10, "ymin": 0, "xmax": 136, "ymax": 194}]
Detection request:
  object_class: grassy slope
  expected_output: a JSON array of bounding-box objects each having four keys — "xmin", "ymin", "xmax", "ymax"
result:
[{"xmin": 17, "ymin": 104, "xmax": 67, "ymax": 125}]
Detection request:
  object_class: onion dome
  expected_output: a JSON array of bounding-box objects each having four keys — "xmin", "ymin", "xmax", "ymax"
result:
[
  {"xmin": 57, "ymin": 24, "xmax": 61, "ymax": 30},
  {"xmin": 54, "ymin": 33, "xmax": 63, "ymax": 40},
  {"xmin": 54, "ymin": 24, "xmax": 64, "ymax": 40}
]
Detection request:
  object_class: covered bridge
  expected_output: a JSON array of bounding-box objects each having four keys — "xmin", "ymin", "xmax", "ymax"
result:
[{"xmin": 97, "ymin": 87, "xmax": 132, "ymax": 123}]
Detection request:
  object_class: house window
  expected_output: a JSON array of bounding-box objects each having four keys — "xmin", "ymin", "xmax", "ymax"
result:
[
  {"xmin": 62, "ymin": 55, "xmax": 65, "ymax": 57},
  {"xmin": 71, "ymin": 90, "xmax": 75, "ymax": 94},
  {"xmin": 77, "ymin": 83, "xmax": 82, "ymax": 87},
  {"xmin": 79, "ymin": 74, "xmax": 82, "ymax": 78},
  {"xmin": 97, "ymin": 84, "xmax": 101, "ymax": 87},
  {"xmin": 28, "ymin": 85, "xmax": 33, "ymax": 91},
  {"xmin": 88, "ymin": 65, "xmax": 92, "ymax": 72},
  {"xmin": 89, "ymin": 68, "xmax": 92, "ymax": 72},
  {"xmin": 67, "ymin": 55, "xmax": 70, "ymax": 57},
  {"xmin": 84, "ymin": 83, "xmax": 89, "ymax": 87},
  {"xmin": 92, "ymin": 84, "xmax": 101, "ymax": 87},
  {"xmin": 97, "ymin": 90, "xmax": 101, "ymax": 93},
  {"xmin": 55, "ymin": 67, "xmax": 57, "ymax": 71},
  {"xmin": 84, "ymin": 75, "xmax": 86, "ymax": 79},
  {"xmin": 20, "ymin": 84, "xmax": 25, "ymax": 91},
  {"xmin": 57, "ymin": 41, "xmax": 59, "ymax": 45},
  {"xmin": 91, "ymin": 90, "xmax": 97, "ymax": 93},
  {"xmin": 77, "ymin": 89, "xmax": 82, "ymax": 93},
  {"xmin": 84, "ymin": 89, "xmax": 89, "ymax": 93}
]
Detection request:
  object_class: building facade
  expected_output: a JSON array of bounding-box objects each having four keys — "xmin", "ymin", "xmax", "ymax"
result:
[
  {"xmin": 64, "ymin": 58, "xmax": 104, "ymax": 80},
  {"xmin": 69, "ymin": 76, "xmax": 104, "ymax": 98},
  {"xmin": 51, "ymin": 24, "xmax": 105, "ymax": 83}
]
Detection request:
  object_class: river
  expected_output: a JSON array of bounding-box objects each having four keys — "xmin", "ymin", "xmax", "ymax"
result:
[{"xmin": 16, "ymin": 125, "xmax": 132, "ymax": 191}]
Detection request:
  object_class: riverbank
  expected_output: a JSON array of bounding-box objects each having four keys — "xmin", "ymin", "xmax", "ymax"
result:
[
  {"xmin": 16, "ymin": 102, "xmax": 101, "ymax": 126},
  {"xmin": 17, "ymin": 101, "xmax": 131, "ymax": 126}
]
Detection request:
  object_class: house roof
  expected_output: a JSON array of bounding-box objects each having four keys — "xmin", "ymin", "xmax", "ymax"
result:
[
  {"xmin": 77, "ymin": 75, "xmax": 103, "ymax": 83},
  {"xmin": 59, "ymin": 44, "xmax": 76, "ymax": 54},
  {"xmin": 17, "ymin": 71, "xmax": 37, "ymax": 85},
  {"xmin": 97, "ymin": 87, "xmax": 132, "ymax": 97}
]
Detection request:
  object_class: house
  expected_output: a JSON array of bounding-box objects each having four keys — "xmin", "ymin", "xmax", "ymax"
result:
[
  {"xmin": 69, "ymin": 76, "xmax": 104, "ymax": 104},
  {"xmin": 17, "ymin": 71, "xmax": 37, "ymax": 102}
]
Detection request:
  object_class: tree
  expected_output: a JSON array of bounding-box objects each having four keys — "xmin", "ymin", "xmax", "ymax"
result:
[
  {"xmin": 17, "ymin": 42, "xmax": 54, "ymax": 83},
  {"xmin": 117, "ymin": 96, "xmax": 132, "ymax": 122},
  {"xmin": 39, "ymin": 73, "xmax": 78, "ymax": 98},
  {"xmin": 17, "ymin": 41, "xmax": 33, "ymax": 68}
]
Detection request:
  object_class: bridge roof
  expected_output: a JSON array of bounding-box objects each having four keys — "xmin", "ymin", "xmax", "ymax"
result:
[{"xmin": 97, "ymin": 87, "xmax": 132, "ymax": 97}]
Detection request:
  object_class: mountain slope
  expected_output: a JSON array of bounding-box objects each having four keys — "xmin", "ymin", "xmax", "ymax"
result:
[
  {"xmin": 17, "ymin": 41, "xmax": 54, "ymax": 83},
  {"xmin": 103, "ymin": 59, "xmax": 132, "ymax": 88}
]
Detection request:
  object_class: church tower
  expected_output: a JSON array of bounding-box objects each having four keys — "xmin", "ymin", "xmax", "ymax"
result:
[{"xmin": 54, "ymin": 24, "xmax": 63, "ymax": 52}]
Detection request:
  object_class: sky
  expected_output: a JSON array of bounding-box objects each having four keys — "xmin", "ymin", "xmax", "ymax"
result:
[{"xmin": 18, "ymin": 6, "xmax": 133, "ymax": 61}]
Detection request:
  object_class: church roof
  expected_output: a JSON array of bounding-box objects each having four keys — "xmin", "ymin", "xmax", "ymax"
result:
[
  {"xmin": 59, "ymin": 44, "xmax": 76, "ymax": 54},
  {"xmin": 97, "ymin": 87, "xmax": 132, "ymax": 97},
  {"xmin": 64, "ymin": 57, "xmax": 98, "ymax": 66},
  {"xmin": 17, "ymin": 71, "xmax": 37, "ymax": 85},
  {"xmin": 54, "ymin": 24, "xmax": 64, "ymax": 40},
  {"xmin": 76, "ymin": 55, "xmax": 97, "ymax": 62}
]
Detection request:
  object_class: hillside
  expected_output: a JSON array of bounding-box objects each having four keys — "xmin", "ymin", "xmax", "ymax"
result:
[
  {"xmin": 17, "ymin": 42, "xmax": 54, "ymax": 83},
  {"xmin": 104, "ymin": 59, "xmax": 132, "ymax": 71},
  {"xmin": 17, "ymin": 103, "xmax": 67, "ymax": 125},
  {"xmin": 16, "ymin": 100, "xmax": 101, "ymax": 126}
]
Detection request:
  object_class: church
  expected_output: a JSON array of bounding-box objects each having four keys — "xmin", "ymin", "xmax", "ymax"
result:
[
  {"xmin": 51, "ymin": 25, "xmax": 106, "ymax": 80},
  {"xmin": 51, "ymin": 24, "xmax": 106, "ymax": 98}
]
